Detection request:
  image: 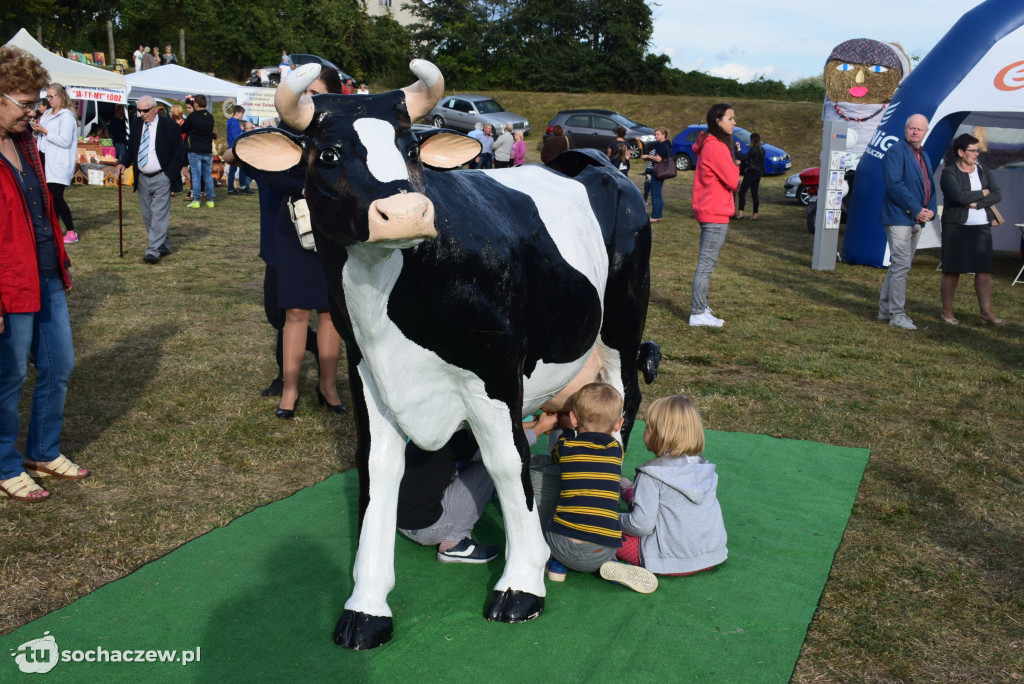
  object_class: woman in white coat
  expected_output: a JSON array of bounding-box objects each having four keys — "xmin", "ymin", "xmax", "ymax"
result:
[{"xmin": 30, "ymin": 83, "xmax": 79, "ymax": 243}]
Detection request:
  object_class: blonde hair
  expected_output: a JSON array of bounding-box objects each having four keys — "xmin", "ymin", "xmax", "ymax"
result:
[
  {"xmin": 644, "ymin": 395, "xmax": 704, "ymax": 457},
  {"xmin": 170, "ymin": 104, "xmax": 184, "ymax": 121},
  {"xmin": 572, "ymin": 383, "xmax": 623, "ymax": 433},
  {"xmin": 47, "ymin": 83, "xmax": 73, "ymax": 111},
  {"xmin": 654, "ymin": 126, "xmax": 670, "ymax": 138}
]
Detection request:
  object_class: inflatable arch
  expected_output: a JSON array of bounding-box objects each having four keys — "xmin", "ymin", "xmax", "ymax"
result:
[{"xmin": 842, "ymin": 0, "xmax": 1024, "ymax": 266}]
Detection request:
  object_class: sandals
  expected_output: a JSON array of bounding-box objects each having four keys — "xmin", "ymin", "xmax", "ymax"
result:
[
  {"xmin": 0, "ymin": 472, "xmax": 50, "ymax": 502},
  {"xmin": 24, "ymin": 454, "xmax": 90, "ymax": 480}
]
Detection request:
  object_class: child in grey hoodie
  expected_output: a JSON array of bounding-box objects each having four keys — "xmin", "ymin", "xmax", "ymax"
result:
[{"xmin": 618, "ymin": 395, "xmax": 728, "ymax": 575}]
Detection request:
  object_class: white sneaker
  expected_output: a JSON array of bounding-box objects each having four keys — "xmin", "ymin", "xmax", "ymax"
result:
[
  {"xmin": 599, "ymin": 561, "xmax": 658, "ymax": 594},
  {"xmin": 703, "ymin": 307, "xmax": 724, "ymax": 324},
  {"xmin": 889, "ymin": 314, "xmax": 917, "ymax": 330},
  {"xmin": 689, "ymin": 311, "xmax": 724, "ymax": 327}
]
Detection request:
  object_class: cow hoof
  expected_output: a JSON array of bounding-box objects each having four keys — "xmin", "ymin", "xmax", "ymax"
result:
[
  {"xmin": 333, "ymin": 610, "xmax": 393, "ymax": 650},
  {"xmin": 484, "ymin": 589, "xmax": 544, "ymax": 623},
  {"xmin": 638, "ymin": 341, "xmax": 662, "ymax": 384}
]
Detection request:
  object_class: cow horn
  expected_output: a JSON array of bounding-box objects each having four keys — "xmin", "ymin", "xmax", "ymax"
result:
[
  {"xmin": 401, "ymin": 60, "xmax": 444, "ymax": 122},
  {"xmin": 275, "ymin": 63, "xmax": 320, "ymax": 131}
]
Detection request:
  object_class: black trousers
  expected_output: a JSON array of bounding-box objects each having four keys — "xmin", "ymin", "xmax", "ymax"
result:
[
  {"xmin": 47, "ymin": 183, "xmax": 76, "ymax": 233},
  {"xmin": 737, "ymin": 173, "xmax": 762, "ymax": 213}
]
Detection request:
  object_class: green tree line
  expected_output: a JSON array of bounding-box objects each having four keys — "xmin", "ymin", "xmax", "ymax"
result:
[{"xmin": 3, "ymin": 0, "xmax": 824, "ymax": 101}]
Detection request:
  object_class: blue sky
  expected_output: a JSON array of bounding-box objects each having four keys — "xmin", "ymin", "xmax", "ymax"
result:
[{"xmin": 648, "ymin": 0, "xmax": 987, "ymax": 84}]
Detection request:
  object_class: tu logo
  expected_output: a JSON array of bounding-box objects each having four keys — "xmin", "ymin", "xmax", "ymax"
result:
[{"xmin": 11, "ymin": 632, "xmax": 59, "ymax": 674}]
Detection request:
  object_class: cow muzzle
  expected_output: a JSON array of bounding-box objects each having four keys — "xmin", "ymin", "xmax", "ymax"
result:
[{"xmin": 367, "ymin": 192, "xmax": 437, "ymax": 243}]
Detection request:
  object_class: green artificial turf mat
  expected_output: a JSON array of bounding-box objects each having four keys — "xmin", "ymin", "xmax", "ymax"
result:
[{"xmin": 2, "ymin": 425, "xmax": 868, "ymax": 683}]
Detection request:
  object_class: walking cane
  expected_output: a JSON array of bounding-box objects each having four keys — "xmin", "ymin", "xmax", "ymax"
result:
[{"xmin": 118, "ymin": 170, "xmax": 124, "ymax": 258}]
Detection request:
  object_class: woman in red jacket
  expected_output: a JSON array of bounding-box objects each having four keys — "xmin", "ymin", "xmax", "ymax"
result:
[
  {"xmin": 0, "ymin": 46, "xmax": 89, "ymax": 502},
  {"xmin": 689, "ymin": 103, "xmax": 740, "ymax": 328}
]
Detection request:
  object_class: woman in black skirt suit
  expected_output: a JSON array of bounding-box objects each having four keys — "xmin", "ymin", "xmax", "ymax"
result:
[
  {"xmin": 938, "ymin": 133, "xmax": 1004, "ymax": 326},
  {"xmin": 265, "ymin": 67, "xmax": 347, "ymax": 417}
]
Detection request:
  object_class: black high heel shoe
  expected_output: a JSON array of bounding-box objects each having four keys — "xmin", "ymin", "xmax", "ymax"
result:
[
  {"xmin": 317, "ymin": 387, "xmax": 348, "ymax": 414},
  {"xmin": 276, "ymin": 396, "xmax": 299, "ymax": 419}
]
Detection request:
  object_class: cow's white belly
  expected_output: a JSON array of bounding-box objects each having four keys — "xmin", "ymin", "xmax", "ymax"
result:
[{"xmin": 344, "ymin": 247, "xmax": 591, "ymax": 449}]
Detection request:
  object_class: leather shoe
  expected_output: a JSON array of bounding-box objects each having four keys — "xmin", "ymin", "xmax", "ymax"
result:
[
  {"xmin": 317, "ymin": 387, "xmax": 348, "ymax": 414},
  {"xmin": 276, "ymin": 396, "xmax": 299, "ymax": 419},
  {"xmin": 143, "ymin": 254, "xmax": 160, "ymax": 264}
]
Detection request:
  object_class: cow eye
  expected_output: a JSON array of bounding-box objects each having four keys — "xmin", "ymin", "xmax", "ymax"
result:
[
  {"xmin": 405, "ymin": 144, "xmax": 420, "ymax": 163},
  {"xmin": 319, "ymin": 147, "xmax": 341, "ymax": 164}
]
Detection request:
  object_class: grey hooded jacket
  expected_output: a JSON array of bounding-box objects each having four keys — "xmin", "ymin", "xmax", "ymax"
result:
[{"xmin": 620, "ymin": 454, "xmax": 728, "ymax": 574}]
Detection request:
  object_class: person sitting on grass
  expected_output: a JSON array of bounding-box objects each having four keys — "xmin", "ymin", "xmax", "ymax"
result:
[
  {"xmin": 618, "ymin": 395, "xmax": 727, "ymax": 576},
  {"xmin": 397, "ymin": 413, "xmax": 558, "ymax": 563},
  {"xmin": 544, "ymin": 383, "xmax": 658, "ymax": 593}
]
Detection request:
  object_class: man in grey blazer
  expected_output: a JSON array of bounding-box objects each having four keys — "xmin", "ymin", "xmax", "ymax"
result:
[
  {"xmin": 877, "ymin": 113, "xmax": 937, "ymax": 330},
  {"xmin": 115, "ymin": 96, "xmax": 187, "ymax": 264}
]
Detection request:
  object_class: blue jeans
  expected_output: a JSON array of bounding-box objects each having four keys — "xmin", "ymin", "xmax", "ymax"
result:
[
  {"xmin": 0, "ymin": 274, "xmax": 75, "ymax": 479},
  {"xmin": 650, "ymin": 177, "xmax": 665, "ymax": 218},
  {"xmin": 189, "ymin": 152, "xmax": 215, "ymax": 201},
  {"xmin": 228, "ymin": 164, "xmax": 249, "ymax": 192},
  {"xmin": 691, "ymin": 222, "xmax": 729, "ymax": 315}
]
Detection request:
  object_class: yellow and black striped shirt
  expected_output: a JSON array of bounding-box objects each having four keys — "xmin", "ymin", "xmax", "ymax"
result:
[{"xmin": 549, "ymin": 430, "xmax": 623, "ymax": 547}]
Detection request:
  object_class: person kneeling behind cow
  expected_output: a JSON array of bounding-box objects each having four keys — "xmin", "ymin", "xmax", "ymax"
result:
[{"xmin": 398, "ymin": 413, "xmax": 559, "ymax": 562}]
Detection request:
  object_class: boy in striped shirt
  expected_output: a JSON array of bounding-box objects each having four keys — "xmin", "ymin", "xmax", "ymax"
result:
[{"xmin": 545, "ymin": 383, "xmax": 658, "ymax": 593}]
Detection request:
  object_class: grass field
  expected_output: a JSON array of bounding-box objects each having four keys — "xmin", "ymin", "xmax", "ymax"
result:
[{"xmin": 2, "ymin": 95, "xmax": 1023, "ymax": 682}]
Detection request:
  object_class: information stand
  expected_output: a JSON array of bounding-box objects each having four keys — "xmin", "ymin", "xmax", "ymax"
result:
[{"xmin": 812, "ymin": 121, "xmax": 849, "ymax": 270}]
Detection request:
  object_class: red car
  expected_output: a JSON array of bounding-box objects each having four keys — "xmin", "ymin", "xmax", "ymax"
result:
[{"xmin": 784, "ymin": 167, "xmax": 820, "ymax": 205}]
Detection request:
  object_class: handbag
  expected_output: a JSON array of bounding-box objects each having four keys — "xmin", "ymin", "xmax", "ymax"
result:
[
  {"xmin": 652, "ymin": 157, "xmax": 676, "ymax": 180},
  {"xmin": 990, "ymin": 205, "xmax": 1005, "ymax": 227},
  {"xmin": 287, "ymin": 197, "xmax": 316, "ymax": 251}
]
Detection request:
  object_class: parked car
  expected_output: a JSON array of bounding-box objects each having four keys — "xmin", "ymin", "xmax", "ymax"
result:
[
  {"xmin": 784, "ymin": 167, "xmax": 819, "ymax": 205},
  {"xmin": 545, "ymin": 109, "xmax": 654, "ymax": 159},
  {"xmin": 290, "ymin": 54, "xmax": 355, "ymax": 84},
  {"xmin": 426, "ymin": 95, "xmax": 530, "ymax": 136},
  {"xmin": 246, "ymin": 65, "xmax": 280, "ymax": 87},
  {"xmin": 671, "ymin": 125, "xmax": 791, "ymax": 174},
  {"xmin": 246, "ymin": 55, "xmax": 354, "ymax": 88}
]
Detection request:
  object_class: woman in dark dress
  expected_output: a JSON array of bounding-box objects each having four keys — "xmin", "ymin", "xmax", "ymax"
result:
[
  {"xmin": 265, "ymin": 67, "xmax": 347, "ymax": 417},
  {"xmin": 938, "ymin": 133, "xmax": 1004, "ymax": 326},
  {"xmin": 736, "ymin": 132, "xmax": 764, "ymax": 220}
]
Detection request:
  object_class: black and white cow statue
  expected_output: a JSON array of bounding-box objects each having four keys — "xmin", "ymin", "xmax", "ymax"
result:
[{"xmin": 235, "ymin": 60, "xmax": 659, "ymax": 650}]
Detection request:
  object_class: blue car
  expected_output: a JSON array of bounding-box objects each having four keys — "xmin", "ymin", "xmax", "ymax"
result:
[{"xmin": 671, "ymin": 125, "xmax": 792, "ymax": 175}]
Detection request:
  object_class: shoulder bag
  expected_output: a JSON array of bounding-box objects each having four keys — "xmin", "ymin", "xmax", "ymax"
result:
[{"xmin": 652, "ymin": 156, "xmax": 676, "ymax": 180}]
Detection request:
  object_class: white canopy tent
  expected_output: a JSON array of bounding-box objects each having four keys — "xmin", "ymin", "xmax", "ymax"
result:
[
  {"xmin": 3, "ymin": 28, "xmax": 126, "ymax": 101},
  {"xmin": 125, "ymin": 64, "xmax": 242, "ymax": 102}
]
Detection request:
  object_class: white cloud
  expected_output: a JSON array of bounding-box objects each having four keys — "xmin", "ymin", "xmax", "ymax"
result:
[{"xmin": 708, "ymin": 63, "xmax": 776, "ymax": 83}]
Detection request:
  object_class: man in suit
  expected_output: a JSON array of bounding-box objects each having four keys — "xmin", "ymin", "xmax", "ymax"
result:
[
  {"xmin": 877, "ymin": 113, "xmax": 936, "ymax": 330},
  {"xmin": 115, "ymin": 96, "xmax": 186, "ymax": 264}
]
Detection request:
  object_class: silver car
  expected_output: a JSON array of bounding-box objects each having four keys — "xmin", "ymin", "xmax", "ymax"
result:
[{"xmin": 426, "ymin": 95, "xmax": 530, "ymax": 136}]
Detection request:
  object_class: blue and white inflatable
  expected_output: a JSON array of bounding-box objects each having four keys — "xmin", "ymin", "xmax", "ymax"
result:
[{"xmin": 842, "ymin": 0, "xmax": 1024, "ymax": 266}]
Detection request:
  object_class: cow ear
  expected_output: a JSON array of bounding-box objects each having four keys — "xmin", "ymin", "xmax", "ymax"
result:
[
  {"xmin": 234, "ymin": 129, "xmax": 304, "ymax": 172},
  {"xmin": 418, "ymin": 131, "xmax": 481, "ymax": 169}
]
